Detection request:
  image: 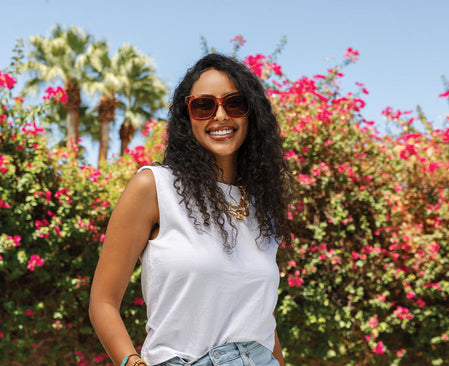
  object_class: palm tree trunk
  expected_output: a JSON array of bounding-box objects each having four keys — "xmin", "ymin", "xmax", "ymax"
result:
[
  {"xmin": 66, "ymin": 108, "xmax": 79, "ymax": 147},
  {"xmin": 64, "ymin": 79, "xmax": 81, "ymax": 148},
  {"xmin": 98, "ymin": 119, "xmax": 110, "ymax": 164},
  {"xmin": 97, "ymin": 94, "xmax": 118, "ymax": 166},
  {"xmin": 119, "ymin": 120, "xmax": 136, "ymax": 155}
]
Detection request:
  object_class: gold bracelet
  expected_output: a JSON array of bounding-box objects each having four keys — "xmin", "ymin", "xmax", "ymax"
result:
[
  {"xmin": 130, "ymin": 358, "xmax": 147, "ymax": 366},
  {"xmin": 125, "ymin": 354, "xmax": 141, "ymax": 366}
]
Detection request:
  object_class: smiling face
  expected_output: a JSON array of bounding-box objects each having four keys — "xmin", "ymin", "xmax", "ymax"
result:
[{"xmin": 188, "ymin": 69, "xmax": 249, "ymax": 169}]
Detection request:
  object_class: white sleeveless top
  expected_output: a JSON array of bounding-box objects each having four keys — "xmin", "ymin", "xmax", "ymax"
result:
[{"xmin": 138, "ymin": 166, "xmax": 280, "ymax": 365}]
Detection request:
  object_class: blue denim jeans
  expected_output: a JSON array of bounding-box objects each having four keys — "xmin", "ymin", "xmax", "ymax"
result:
[{"xmin": 156, "ymin": 341, "xmax": 279, "ymax": 366}]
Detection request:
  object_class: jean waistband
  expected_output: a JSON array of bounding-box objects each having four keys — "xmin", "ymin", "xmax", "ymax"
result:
[{"xmin": 162, "ymin": 341, "xmax": 262, "ymax": 365}]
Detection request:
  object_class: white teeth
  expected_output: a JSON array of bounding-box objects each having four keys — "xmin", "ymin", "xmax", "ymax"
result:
[{"xmin": 209, "ymin": 129, "xmax": 234, "ymax": 136}]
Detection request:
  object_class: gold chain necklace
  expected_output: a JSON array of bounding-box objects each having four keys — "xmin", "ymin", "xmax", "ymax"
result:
[{"xmin": 223, "ymin": 185, "xmax": 250, "ymax": 221}]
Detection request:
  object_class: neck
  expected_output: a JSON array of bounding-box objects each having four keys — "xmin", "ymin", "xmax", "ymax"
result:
[{"xmin": 215, "ymin": 155, "xmax": 237, "ymax": 184}]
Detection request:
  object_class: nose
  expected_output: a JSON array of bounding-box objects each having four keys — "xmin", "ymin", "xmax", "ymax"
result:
[{"xmin": 214, "ymin": 103, "xmax": 228, "ymax": 120}]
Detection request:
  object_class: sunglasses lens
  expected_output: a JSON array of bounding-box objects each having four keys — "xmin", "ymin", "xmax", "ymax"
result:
[
  {"xmin": 225, "ymin": 95, "xmax": 248, "ymax": 117},
  {"xmin": 187, "ymin": 94, "xmax": 249, "ymax": 120},
  {"xmin": 190, "ymin": 98, "xmax": 216, "ymax": 119}
]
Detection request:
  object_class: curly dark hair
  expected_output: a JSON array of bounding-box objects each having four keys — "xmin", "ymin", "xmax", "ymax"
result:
[{"xmin": 164, "ymin": 53, "xmax": 291, "ymax": 251}]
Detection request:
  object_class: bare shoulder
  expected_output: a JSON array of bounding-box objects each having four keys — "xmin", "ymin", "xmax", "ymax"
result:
[
  {"xmin": 121, "ymin": 168, "xmax": 157, "ymax": 202},
  {"xmin": 112, "ymin": 168, "xmax": 159, "ymax": 227}
]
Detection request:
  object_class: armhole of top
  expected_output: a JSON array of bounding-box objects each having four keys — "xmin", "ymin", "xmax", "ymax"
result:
[{"xmin": 136, "ymin": 165, "xmax": 163, "ymax": 242}]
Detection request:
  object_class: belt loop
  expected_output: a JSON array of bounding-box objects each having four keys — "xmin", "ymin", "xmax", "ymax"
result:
[{"xmin": 236, "ymin": 343, "xmax": 251, "ymax": 366}]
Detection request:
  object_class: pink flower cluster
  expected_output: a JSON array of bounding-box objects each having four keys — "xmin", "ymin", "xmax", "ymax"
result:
[
  {"xmin": 0, "ymin": 154, "xmax": 8, "ymax": 174},
  {"xmin": 93, "ymin": 353, "xmax": 109, "ymax": 363},
  {"xmin": 399, "ymin": 144, "xmax": 418, "ymax": 160},
  {"xmin": 141, "ymin": 118, "xmax": 157, "ymax": 136},
  {"xmin": 43, "ymin": 86, "xmax": 68, "ymax": 103},
  {"xmin": 24, "ymin": 309, "xmax": 35, "ymax": 316},
  {"xmin": 439, "ymin": 90, "xmax": 449, "ymax": 98},
  {"xmin": 287, "ymin": 270, "xmax": 304, "ymax": 287},
  {"xmin": 126, "ymin": 145, "xmax": 153, "ymax": 166},
  {"xmin": 75, "ymin": 350, "xmax": 89, "ymax": 366},
  {"xmin": 243, "ymin": 54, "xmax": 267, "ymax": 78},
  {"xmin": 76, "ymin": 275, "xmax": 88, "ymax": 288},
  {"xmin": 373, "ymin": 341, "xmax": 385, "ymax": 354},
  {"xmin": 27, "ymin": 254, "xmax": 44, "ymax": 271},
  {"xmin": 6, "ymin": 235, "xmax": 21, "ymax": 248},
  {"xmin": 393, "ymin": 305, "xmax": 413, "ymax": 320},
  {"xmin": 0, "ymin": 71, "xmax": 16, "ymax": 90},
  {"xmin": 343, "ymin": 47, "xmax": 359, "ymax": 62},
  {"xmin": 0, "ymin": 198, "xmax": 10, "ymax": 209},
  {"xmin": 21, "ymin": 121, "xmax": 45, "ymax": 136},
  {"xmin": 230, "ymin": 35, "xmax": 246, "ymax": 48}
]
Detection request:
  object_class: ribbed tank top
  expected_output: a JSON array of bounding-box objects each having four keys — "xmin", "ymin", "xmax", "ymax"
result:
[{"xmin": 137, "ymin": 166, "xmax": 280, "ymax": 365}]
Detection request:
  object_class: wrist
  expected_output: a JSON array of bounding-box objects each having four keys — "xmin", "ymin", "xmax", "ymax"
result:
[
  {"xmin": 129, "ymin": 356, "xmax": 147, "ymax": 366},
  {"xmin": 120, "ymin": 353, "xmax": 146, "ymax": 366}
]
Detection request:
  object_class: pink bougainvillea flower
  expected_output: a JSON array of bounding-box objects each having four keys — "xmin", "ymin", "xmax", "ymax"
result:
[
  {"xmin": 21, "ymin": 121, "xmax": 45, "ymax": 136},
  {"xmin": 134, "ymin": 297, "xmax": 145, "ymax": 306},
  {"xmin": 373, "ymin": 341, "xmax": 385, "ymax": 354},
  {"xmin": 356, "ymin": 82, "xmax": 369, "ymax": 94},
  {"xmin": 438, "ymin": 90, "xmax": 449, "ymax": 98},
  {"xmin": 43, "ymin": 86, "xmax": 68, "ymax": 103},
  {"xmin": 270, "ymin": 62, "xmax": 282, "ymax": 76},
  {"xmin": 6, "ymin": 235, "xmax": 21, "ymax": 248},
  {"xmin": 442, "ymin": 333, "xmax": 449, "ymax": 341},
  {"xmin": 27, "ymin": 254, "xmax": 44, "ymax": 271},
  {"xmin": 394, "ymin": 306, "xmax": 413, "ymax": 320},
  {"xmin": 230, "ymin": 35, "xmax": 246, "ymax": 47},
  {"xmin": 368, "ymin": 315, "xmax": 378, "ymax": 328},
  {"xmin": 397, "ymin": 349, "xmax": 405, "ymax": 357},
  {"xmin": 0, "ymin": 71, "xmax": 16, "ymax": 90},
  {"xmin": 343, "ymin": 47, "xmax": 359, "ymax": 63},
  {"xmin": 0, "ymin": 199, "xmax": 10, "ymax": 208},
  {"xmin": 416, "ymin": 299, "xmax": 426, "ymax": 307},
  {"xmin": 94, "ymin": 353, "xmax": 109, "ymax": 363},
  {"xmin": 399, "ymin": 144, "xmax": 418, "ymax": 160},
  {"xmin": 287, "ymin": 275, "xmax": 304, "ymax": 288},
  {"xmin": 76, "ymin": 275, "xmax": 88, "ymax": 288},
  {"xmin": 24, "ymin": 309, "xmax": 35, "ymax": 316},
  {"xmin": 298, "ymin": 174, "xmax": 315, "ymax": 185},
  {"xmin": 243, "ymin": 54, "xmax": 267, "ymax": 78},
  {"xmin": 35, "ymin": 219, "xmax": 49, "ymax": 229}
]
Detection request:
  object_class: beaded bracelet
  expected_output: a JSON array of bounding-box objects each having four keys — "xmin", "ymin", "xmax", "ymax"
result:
[
  {"xmin": 130, "ymin": 358, "xmax": 147, "ymax": 366},
  {"xmin": 120, "ymin": 353, "xmax": 141, "ymax": 366}
]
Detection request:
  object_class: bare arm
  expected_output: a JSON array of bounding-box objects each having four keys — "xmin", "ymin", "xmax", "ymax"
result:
[
  {"xmin": 273, "ymin": 329, "xmax": 285, "ymax": 366},
  {"xmin": 89, "ymin": 170, "xmax": 159, "ymax": 365}
]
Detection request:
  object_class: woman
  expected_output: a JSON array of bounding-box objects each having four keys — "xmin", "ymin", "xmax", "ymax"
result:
[{"xmin": 89, "ymin": 53, "xmax": 291, "ymax": 366}]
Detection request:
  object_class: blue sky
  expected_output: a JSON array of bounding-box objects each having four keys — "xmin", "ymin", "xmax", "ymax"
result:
[{"xmin": 1, "ymin": 0, "xmax": 448, "ymax": 165}]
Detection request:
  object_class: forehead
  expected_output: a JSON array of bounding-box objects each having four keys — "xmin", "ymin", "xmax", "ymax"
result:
[{"xmin": 190, "ymin": 69, "xmax": 238, "ymax": 97}]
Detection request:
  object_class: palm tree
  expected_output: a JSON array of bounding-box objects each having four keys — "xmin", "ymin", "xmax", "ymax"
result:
[
  {"xmin": 114, "ymin": 44, "xmax": 167, "ymax": 155},
  {"xmin": 21, "ymin": 25, "xmax": 92, "ymax": 147},
  {"xmin": 82, "ymin": 42, "xmax": 167, "ymax": 164},
  {"xmin": 81, "ymin": 41, "xmax": 122, "ymax": 165}
]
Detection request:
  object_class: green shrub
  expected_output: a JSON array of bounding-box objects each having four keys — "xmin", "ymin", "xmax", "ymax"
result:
[{"xmin": 1, "ymin": 46, "xmax": 448, "ymax": 365}]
